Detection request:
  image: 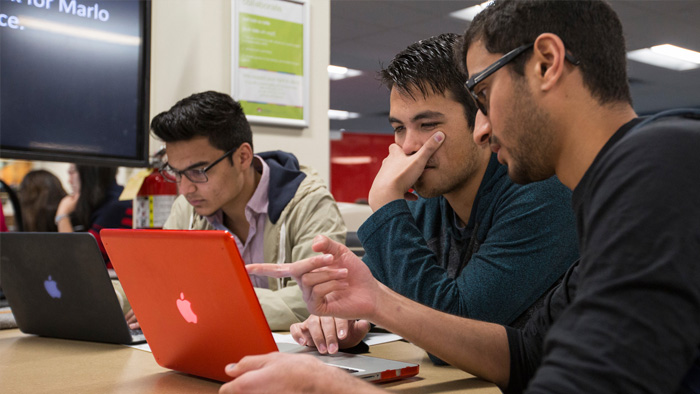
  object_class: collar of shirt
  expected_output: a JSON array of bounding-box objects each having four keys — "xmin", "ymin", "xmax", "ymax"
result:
[
  {"xmin": 204, "ymin": 155, "xmax": 270, "ymax": 229},
  {"xmin": 246, "ymin": 155, "xmax": 270, "ymax": 218}
]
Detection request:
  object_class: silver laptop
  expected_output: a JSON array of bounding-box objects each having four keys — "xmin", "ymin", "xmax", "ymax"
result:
[
  {"xmin": 0, "ymin": 232, "xmax": 145, "ymax": 344},
  {"xmin": 101, "ymin": 229, "xmax": 419, "ymax": 383}
]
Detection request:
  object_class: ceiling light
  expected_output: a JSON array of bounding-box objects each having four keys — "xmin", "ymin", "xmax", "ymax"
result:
[
  {"xmin": 650, "ymin": 44, "xmax": 700, "ymax": 64},
  {"xmin": 627, "ymin": 44, "xmax": 700, "ymax": 71},
  {"xmin": 449, "ymin": 1, "xmax": 493, "ymax": 22},
  {"xmin": 328, "ymin": 109, "xmax": 360, "ymax": 120},
  {"xmin": 328, "ymin": 65, "xmax": 362, "ymax": 80}
]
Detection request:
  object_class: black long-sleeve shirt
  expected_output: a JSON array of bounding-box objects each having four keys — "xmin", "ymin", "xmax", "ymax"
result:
[{"xmin": 506, "ymin": 113, "xmax": 700, "ymax": 394}]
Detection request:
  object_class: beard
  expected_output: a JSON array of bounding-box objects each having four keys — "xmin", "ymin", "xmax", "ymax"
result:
[
  {"xmin": 502, "ymin": 79, "xmax": 557, "ymax": 185},
  {"xmin": 412, "ymin": 141, "xmax": 482, "ymax": 198}
]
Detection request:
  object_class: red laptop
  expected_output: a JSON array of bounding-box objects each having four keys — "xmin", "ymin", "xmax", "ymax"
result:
[{"xmin": 101, "ymin": 229, "xmax": 419, "ymax": 382}]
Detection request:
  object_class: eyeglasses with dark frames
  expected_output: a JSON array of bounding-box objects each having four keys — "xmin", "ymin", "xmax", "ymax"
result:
[
  {"xmin": 464, "ymin": 42, "xmax": 580, "ymax": 116},
  {"xmin": 160, "ymin": 148, "xmax": 236, "ymax": 184}
]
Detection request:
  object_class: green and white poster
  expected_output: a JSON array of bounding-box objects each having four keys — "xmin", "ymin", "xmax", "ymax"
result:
[{"xmin": 232, "ymin": 0, "xmax": 309, "ymax": 127}]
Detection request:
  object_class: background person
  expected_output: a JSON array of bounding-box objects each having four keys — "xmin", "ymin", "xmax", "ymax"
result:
[
  {"xmin": 18, "ymin": 169, "xmax": 67, "ymax": 232},
  {"xmin": 55, "ymin": 164, "xmax": 133, "ymax": 265}
]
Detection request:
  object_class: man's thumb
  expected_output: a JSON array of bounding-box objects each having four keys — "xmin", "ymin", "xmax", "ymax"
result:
[{"xmin": 416, "ymin": 131, "xmax": 445, "ymax": 159}]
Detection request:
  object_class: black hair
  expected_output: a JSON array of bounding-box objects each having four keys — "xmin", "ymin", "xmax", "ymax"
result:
[
  {"xmin": 461, "ymin": 0, "xmax": 632, "ymax": 106},
  {"xmin": 150, "ymin": 91, "xmax": 253, "ymax": 154},
  {"xmin": 18, "ymin": 170, "xmax": 67, "ymax": 232},
  {"xmin": 71, "ymin": 165, "xmax": 118, "ymax": 231},
  {"xmin": 380, "ymin": 33, "xmax": 477, "ymax": 129}
]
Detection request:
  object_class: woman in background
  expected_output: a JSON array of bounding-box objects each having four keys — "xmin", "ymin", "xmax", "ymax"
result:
[
  {"xmin": 56, "ymin": 164, "xmax": 132, "ymax": 265},
  {"xmin": 18, "ymin": 170, "xmax": 67, "ymax": 232}
]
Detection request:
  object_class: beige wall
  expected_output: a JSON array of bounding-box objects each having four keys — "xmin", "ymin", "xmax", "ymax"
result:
[{"xmin": 150, "ymin": 0, "xmax": 331, "ymax": 183}]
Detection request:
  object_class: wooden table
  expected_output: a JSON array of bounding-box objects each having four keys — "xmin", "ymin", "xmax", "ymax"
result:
[{"xmin": 0, "ymin": 329, "xmax": 499, "ymax": 393}]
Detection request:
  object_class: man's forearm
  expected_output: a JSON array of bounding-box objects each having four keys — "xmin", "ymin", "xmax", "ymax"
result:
[{"xmin": 369, "ymin": 283, "xmax": 511, "ymax": 388}]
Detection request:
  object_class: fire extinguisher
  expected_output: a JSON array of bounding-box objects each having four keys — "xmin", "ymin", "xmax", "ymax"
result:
[{"xmin": 133, "ymin": 149, "xmax": 178, "ymax": 229}]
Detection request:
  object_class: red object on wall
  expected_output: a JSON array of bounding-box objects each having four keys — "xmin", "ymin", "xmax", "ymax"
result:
[
  {"xmin": 133, "ymin": 169, "xmax": 179, "ymax": 229},
  {"xmin": 138, "ymin": 170, "xmax": 178, "ymax": 196},
  {"xmin": 330, "ymin": 132, "xmax": 394, "ymax": 203}
]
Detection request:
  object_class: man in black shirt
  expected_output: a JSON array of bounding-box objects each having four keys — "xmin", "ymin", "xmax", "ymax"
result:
[{"xmin": 219, "ymin": 1, "xmax": 700, "ymax": 393}]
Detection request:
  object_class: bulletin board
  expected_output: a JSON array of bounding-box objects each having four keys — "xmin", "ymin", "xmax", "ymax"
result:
[{"xmin": 231, "ymin": 0, "xmax": 310, "ymax": 128}]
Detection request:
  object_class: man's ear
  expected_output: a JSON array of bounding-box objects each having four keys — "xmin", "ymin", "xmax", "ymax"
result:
[
  {"xmin": 531, "ymin": 33, "xmax": 568, "ymax": 92},
  {"xmin": 235, "ymin": 143, "xmax": 254, "ymax": 169},
  {"xmin": 472, "ymin": 111, "xmax": 492, "ymax": 147}
]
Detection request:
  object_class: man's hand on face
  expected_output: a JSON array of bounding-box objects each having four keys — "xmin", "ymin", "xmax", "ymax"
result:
[{"xmin": 368, "ymin": 131, "xmax": 444, "ymax": 211}]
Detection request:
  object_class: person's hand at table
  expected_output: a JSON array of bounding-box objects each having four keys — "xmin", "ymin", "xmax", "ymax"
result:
[
  {"xmin": 291, "ymin": 315, "xmax": 370, "ymax": 354},
  {"xmin": 246, "ymin": 234, "xmax": 382, "ymax": 321},
  {"xmin": 125, "ymin": 309, "xmax": 140, "ymax": 330},
  {"xmin": 368, "ymin": 130, "xmax": 444, "ymax": 211},
  {"xmin": 219, "ymin": 352, "xmax": 383, "ymax": 394}
]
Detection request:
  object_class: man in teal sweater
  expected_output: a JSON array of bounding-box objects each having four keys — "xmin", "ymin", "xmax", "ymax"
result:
[{"xmin": 289, "ymin": 33, "xmax": 579, "ymax": 358}]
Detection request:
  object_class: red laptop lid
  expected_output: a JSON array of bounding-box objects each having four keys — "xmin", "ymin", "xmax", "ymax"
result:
[{"xmin": 101, "ymin": 229, "xmax": 278, "ymax": 381}]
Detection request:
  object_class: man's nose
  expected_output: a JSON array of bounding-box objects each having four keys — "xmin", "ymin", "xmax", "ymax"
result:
[
  {"xmin": 399, "ymin": 129, "xmax": 426, "ymax": 156},
  {"xmin": 472, "ymin": 111, "xmax": 492, "ymax": 147},
  {"xmin": 178, "ymin": 176, "xmax": 197, "ymax": 195}
]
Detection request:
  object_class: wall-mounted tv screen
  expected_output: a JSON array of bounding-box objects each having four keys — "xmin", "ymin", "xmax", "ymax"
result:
[{"xmin": 0, "ymin": 0, "xmax": 151, "ymax": 167}]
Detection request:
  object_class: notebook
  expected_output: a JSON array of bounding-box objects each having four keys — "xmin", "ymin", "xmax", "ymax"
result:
[
  {"xmin": 0, "ymin": 232, "xmax": 145, "ymax": 344},
  {"xmin": 101, "ymin": 229, "xmax": 419, "ymax": 382}
]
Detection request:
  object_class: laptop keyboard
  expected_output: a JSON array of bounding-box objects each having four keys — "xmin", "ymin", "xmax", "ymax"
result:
[{"xmin": 130, "ymin": 328, "xmax": 146, "ymax": 342}]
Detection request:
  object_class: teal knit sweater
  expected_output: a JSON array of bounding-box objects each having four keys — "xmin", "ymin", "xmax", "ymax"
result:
[{"xmin": 359, "ymin": 154, "xmax": 579, "ymax": 326}]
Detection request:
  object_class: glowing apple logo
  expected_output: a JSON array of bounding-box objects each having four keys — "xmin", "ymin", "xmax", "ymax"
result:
[
  {"xmin": 176, "ymin": 292, "xmax": 197, "ymax": 323},
  {"xmin": 44, "ymin": 276, "xmax": 62, "ymax": 299}
]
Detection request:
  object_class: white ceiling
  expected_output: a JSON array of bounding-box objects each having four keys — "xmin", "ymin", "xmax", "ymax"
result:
[{"xmin": 329, "ymin": 0, "xmax": 700, "ymax": 134}]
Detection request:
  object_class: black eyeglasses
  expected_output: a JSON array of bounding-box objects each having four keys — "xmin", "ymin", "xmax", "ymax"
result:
[
  {"xmin": 160, "ymin": 148, "xmax": 235, "ymax": 183},
  {"xmin": 464, "ymin": 42, "xmax": 580, "ymax": 115}
]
